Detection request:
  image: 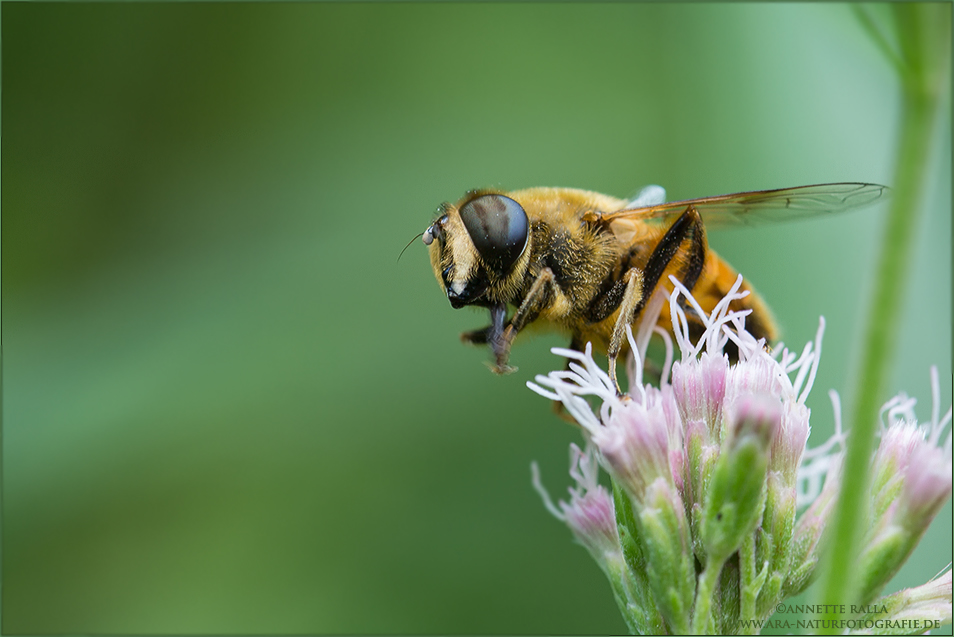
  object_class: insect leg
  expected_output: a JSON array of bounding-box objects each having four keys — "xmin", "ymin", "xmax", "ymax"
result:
[
  {"xmin": 606, "ymin": 206, "xmax": 707, "ymax": 394},
  {"xmin": 633, "ymin": 205, "xmax": 707, "ymax": 320},
  {"xmin": 607, "ymin": 268, "xmax": 645, "ymax": 395},
  {"xmin": 460, "ymin": 325, "xmax": 492, "ymax": 345},
  {"xmin": 491, "ymin": 267, "xmax": 555, "ymax": 374}
]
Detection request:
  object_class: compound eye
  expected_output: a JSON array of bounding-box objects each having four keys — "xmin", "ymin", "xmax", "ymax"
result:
[{"xmin": 458, "ymin": 195, "xmax": 529, "ymax": 274}]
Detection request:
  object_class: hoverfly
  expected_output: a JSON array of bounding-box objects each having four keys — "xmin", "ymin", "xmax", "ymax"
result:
[{"xmin": 422, "ymin": 182, "xmax": 886, "ymax": 392}]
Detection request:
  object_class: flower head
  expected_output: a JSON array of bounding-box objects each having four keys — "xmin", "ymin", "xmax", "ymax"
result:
[
  {"xmin": 531, "ymin": 443, "xmax": 619, "ymax": 563},
  {"xmin": 854, "ymin": 368, "xmax": 953, "ymax": 605},
  {"xmin": 528, "ymin": 275, "xmax": 952, "ymax": 634}
]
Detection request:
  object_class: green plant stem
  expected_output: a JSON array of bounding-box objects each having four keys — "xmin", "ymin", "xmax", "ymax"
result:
[
  {"xmin": 692, "ymin": 558, "xmax": 725, "ymax": 635},
  {"xmin": 814, "ymin": 4, "xmax": 949, "ymax": 629},
  {"xmin": 738, "ymin": 533, "xmax": 760, "ymax": 635}
]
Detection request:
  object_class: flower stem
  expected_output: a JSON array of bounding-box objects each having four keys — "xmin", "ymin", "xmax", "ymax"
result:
[
  {"xmin": 814, "ymin": 3, "xmax": 950, "ymax": 623},
  {"xmin": 692, "ymin": 557, "xmax": 726, "ymax": 635},
  {"xmin": 738, "ymin": 533, "xmax": 760, "ymax": 634}
]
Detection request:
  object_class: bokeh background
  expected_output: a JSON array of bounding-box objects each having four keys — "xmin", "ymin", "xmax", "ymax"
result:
[{"xmin": 3, "ymin": 3, "xmax": 950, "ymax": 634}]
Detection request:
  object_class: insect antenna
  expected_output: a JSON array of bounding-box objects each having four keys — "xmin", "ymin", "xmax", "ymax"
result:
[{"xmin": 397, "ymin": 231, "xmax": 425, "ymax": 263}]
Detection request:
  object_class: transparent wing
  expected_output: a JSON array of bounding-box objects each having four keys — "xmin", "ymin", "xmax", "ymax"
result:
[{"xmin": 599, "ymin": 182, "xmax": 888, "ymax": 228}]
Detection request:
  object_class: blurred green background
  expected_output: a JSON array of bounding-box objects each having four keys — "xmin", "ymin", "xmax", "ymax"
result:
[{"xmin": 2, "ymin": 3, "xmax": 950, "ymax": 634}]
